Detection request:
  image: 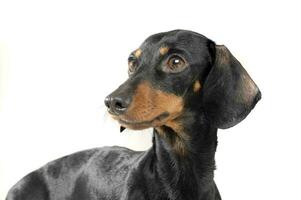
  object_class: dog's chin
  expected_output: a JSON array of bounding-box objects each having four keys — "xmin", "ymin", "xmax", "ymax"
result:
[
  {"xmin": 116, "ymin": 112, "xmax": 170, "ymax": 130},
  {"xmin": 118, "ymin": 120, "xmax": 154, "ymax": 130}
]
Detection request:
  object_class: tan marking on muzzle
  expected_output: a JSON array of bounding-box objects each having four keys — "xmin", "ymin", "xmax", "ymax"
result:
[
  {"xmin": 117, "ymin": 81, "xmax": 188, "ymax": 155},
  {"xmin": 122, "ymin": 81, "xmax": 183, "ymax": 125}
]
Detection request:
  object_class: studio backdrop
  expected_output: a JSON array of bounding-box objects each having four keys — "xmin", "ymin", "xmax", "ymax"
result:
[{"xmin": 0, "ymin": 0, "xmax": 300, "ymax": 200}]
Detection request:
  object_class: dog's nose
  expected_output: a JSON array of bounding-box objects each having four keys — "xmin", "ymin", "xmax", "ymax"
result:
[{"xmin": 104, "ymin": 95, "xmax": 130, "ymax": 115}]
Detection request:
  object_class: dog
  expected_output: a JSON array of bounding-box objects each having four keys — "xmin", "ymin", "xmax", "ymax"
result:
[{"xmin": 6, "ymin": 30, "xmax": 261, "ymax": 200}]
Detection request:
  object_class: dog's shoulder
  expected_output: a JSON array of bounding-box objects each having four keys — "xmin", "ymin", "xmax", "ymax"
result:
[
  {"xmin": 41, "ymin": 146, "xmax": 139, "ymax": 180},
  {"xmin": 6, "ymin": 148, "xmax": 98, "ymax": 200},
  {"xmin": 6, "ymin": 146, "xmax": 141, "ymax": 200}
]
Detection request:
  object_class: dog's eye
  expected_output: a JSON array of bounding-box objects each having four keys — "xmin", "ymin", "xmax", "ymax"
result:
[
  {"xmin": 128, "ymin": 60, "xmax": 137, "ymax": 73},
  {"xmin": 164, "ymin": 55, "xmax": 187, "ymax": 73},
  {"xmin": 128, "ymin": 56, "xmax": 138, "ymax": 74}
]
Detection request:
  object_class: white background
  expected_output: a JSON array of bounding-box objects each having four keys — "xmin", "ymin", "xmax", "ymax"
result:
[{"xmin": 0, "ymin": 0, "xmax": 300, "ymax": 199}]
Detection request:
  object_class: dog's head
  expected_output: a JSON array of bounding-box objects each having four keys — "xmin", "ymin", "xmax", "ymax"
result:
[{"xmin": 105, "ymin": 30, "xmax": 261, "ymax": 131}]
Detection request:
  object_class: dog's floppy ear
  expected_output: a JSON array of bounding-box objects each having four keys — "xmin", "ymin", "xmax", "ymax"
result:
[{"xmin": 202, "ymin": 44, "xmax": 261, "ymax": 129}]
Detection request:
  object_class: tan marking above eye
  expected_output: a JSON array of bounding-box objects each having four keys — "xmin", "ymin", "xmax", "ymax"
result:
[
  {"xmin": 193, "ymin": 80, "xmax": 201, "ymax": 92},
  {"xmin": 134, "ymin": 49, "xmax": 142, "ymax": 58},
  {"xmin": 159, "ymin": 47, "xmax": 169, "ymax": 55}
]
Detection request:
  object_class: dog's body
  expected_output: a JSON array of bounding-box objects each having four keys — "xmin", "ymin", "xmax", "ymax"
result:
[
  {"xmin": 6, "ymin": 134, "xmax": 220, "ymax": 200},
  {"xmin": 6, "ymin": 30, "xmax": 260, "ymax": 200}
]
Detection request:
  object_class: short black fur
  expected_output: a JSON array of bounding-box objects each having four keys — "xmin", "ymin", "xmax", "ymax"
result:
[{"xmin": 6, "ymin": 30, "xmax": 261, "ymax": 200}]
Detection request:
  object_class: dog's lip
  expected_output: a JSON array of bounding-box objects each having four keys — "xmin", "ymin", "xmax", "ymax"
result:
[{"xmin": 118, "ymin": 112, "xmax": 170, "ymax": 127}]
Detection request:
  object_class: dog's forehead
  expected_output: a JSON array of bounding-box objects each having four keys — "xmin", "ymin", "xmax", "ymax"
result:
[{"xmin": 140, "ymin": 30, "xmax": 209, "ymax": 52}]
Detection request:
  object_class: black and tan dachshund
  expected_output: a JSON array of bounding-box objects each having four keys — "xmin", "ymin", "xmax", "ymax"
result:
[{"xmin": 6, "ymin": 30, "xmax": 261, "ymax": 200}]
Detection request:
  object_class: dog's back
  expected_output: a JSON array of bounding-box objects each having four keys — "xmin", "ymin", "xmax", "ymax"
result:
[{"xmin": 6, "ymin": 146, "xmax": 142, "ymax": 200}]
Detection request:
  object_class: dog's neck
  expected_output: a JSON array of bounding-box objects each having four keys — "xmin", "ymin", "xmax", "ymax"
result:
[{"xmin": 152, "ymin": 112, "xmax": 218, "ymax": 199}]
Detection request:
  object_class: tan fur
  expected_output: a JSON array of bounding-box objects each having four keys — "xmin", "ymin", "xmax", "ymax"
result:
[
  {"xmin": 159, "ymin": 47, "xmax": 169, "ymax": 55},
  {"xmin": 155, "ymin": 124, "xmax": 188, "ymax": 156},
  {"xmin": 155, "ymin": 127, "xmax": 166, "ymax": 137},
  {"xmin": 166, "ymin": 120, "xmax": 189, "ymax": 155},
  {"xmin": 193, "ymin": 80, "xmax": 201, "ymax": 93},
  {"xmin": 173, "ymin": 136, "xmax": 187, "ymax": 156},
  {"xmin": 165, "ymin": 120, "xmax": 184, "ymax": 134},
  {"xmin": 134, "ymin": 49, "xmax": 142, "ymax": 58},
  {"xmin": 122, "ymin": 81, "xmax": 183, "ymax": 124},
  {"xmin": 117, "ymin": 81, "xmax": 188, "ymax": 155},
  {"xmin": 154, "ymin": 118, "xmax": 189, "ymax": 156}
]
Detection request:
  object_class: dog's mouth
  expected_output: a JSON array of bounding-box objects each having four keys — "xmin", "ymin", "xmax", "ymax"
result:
[{"xmin": 114, "ymin": 112, "xmax": 170, "ymax": 130}]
